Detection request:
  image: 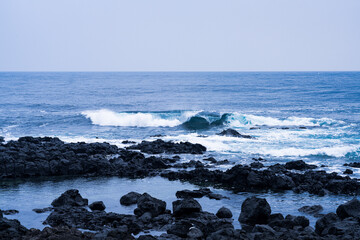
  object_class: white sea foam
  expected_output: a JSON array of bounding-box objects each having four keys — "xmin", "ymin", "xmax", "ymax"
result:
[
  {"xmin": 82, "ymin": 109, "xmax": 182, "ymax": 127},
  {"xmin": 229, "ymin": 113, "xmax": 342, "ymax": 127}
]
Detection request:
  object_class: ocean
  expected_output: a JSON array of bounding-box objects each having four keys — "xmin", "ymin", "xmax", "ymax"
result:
[{"xmin": 1, "ymin": 71, "xmax": 360, "ymax": 229}]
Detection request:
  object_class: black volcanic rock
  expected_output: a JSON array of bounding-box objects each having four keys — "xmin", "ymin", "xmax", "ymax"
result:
[
  {"xmin": 120, "ymin": 192, "xmax": 142, "ymax": 206},
  {"xmin": 217, "ymin": 129, "xmax": 252, "ymax": 138},
  {"xmin": 336, "ymin": 198, "xmax": 360, "ymax": 219},
  {"xmin": 134, "ymin": 193, "xmax": 166, "ymax": 217},
  {"xmin": 127, "ymin": 139, "xmax": 206, "ymax": 154},
  {"xmin": 172, "ymin": 198, "xmax": 202, "ymax": 217},
  {"xmin": 51, "ymin": 189, "xmax": 88, "ymax": 208},
  {"xmin": 216, "ymin": 207, "xmax": 233, "ymax": 218},
  {"xmin": 284, "ymin": 160, "xmax": 317, "ymax": 170},
  {"xmin": 89, "ymin": 201, "xmax": 106, "ymax": 211},
  {"xmin": 298, "ymin": 205, "xmax": 323, "ymax": 216},
  {"xmin": 239, "ymin": 197, "xmax": 271, "ymax": 225}
]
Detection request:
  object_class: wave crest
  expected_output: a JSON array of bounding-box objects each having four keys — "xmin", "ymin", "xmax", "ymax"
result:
[{"xmin": 82, "ymin": 109, "xmax": 182, "ymax": 127}]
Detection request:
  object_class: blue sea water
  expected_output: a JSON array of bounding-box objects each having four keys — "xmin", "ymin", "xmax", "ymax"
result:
[
  {"xmin": 1, "ymin": 72, "xmax": 359, "ymax": 166},
  {"xmin": 1, "ymin": 72, "xmax": 360, "ymax": 229}
]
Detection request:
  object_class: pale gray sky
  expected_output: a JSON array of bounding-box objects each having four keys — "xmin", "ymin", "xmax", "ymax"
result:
[{"xmin": 0, "ymin": 0, "xmax": 359, "ymax": 71}]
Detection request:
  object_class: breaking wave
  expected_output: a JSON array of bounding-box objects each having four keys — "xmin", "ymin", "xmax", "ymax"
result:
[{"xmin": 82, "ymin": 109, "xmax": 344, "ymax": 129}]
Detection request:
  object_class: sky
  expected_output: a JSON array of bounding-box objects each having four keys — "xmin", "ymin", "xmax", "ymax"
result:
[{"xmin": 0, "ymin": 0, "xmax": 359, "ymax": 71}]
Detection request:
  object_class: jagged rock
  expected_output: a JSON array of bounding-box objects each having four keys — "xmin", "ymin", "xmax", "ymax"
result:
[
  {"xmin": 51, "ymin": 189, "xmax": 88, "ymax": 207},
  {"xmin": 172, "ymin": 198, "xmax": 202, "ymax": 217},
  {"xmin": 120, "ymin": 192, "xmax": 142, "ymax": 206},
  {"xmin": 127, "ymin": 139, "xmax": 206, "ymax": 154},
  {"xmin": 284, "ymin": 160, "xmax": 317, "ymax": 170},
  {"xmin": 89, "ymin": 201, "xmax": 106, "ymax": 211},
  {"xmin": 216, "ymin": 207, "xmax": 233, "ymax": 218},
  {"xmin": 315, "ymin": 213, "xmax": 339, "ymax": 235},
  {"xmin": 239, "ymin": 197, "xmax": 271, "ymax": 225},
  {"xmin": 217, "ymin": 129, "xmax": 252, "ymax": 138},
  {"xmin": 1, "ymin": 209, "xmax": 19, "ymax": 215},
  {"xmin": 134, "ymin": 193, "xmax": 166, "ymax": 217},
  {"xmin": 336, "ymin": 198, "xmax": 360, "ymax": 219}
]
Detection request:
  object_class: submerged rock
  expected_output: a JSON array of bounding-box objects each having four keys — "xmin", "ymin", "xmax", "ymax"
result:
[{"xmin": 298, "ymin": 205, "xmax": 323, "ymax": 216}]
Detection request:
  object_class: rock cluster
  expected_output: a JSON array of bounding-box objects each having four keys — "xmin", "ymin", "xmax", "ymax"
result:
[{"xmin": 3, "ymin": 189, "xmax": 360, "ymax": 239}]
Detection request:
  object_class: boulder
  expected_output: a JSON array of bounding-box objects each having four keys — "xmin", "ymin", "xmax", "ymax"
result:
[
  {"xmin": 239, "ymin": 197, "xmax": 271, "ymax": 225},
  {"xmin": 172, "ymin": 198, "xmax": 202, "ymax": 217},
  {"xmin": 336, "ymin": 198, "xmax": 360, "ymax": 219},
  {"xmin": 216, "ymin": 207, "xmax": 233, "ymax": 218},
  {"xmin": 120, "ymin": 192, "xmax": 142, "ymax": 206},
  {"xmin": 134, "ymin": 193, "xmax": 166, "ymax": 217},
  {"xmin": 344, "ymin": 169, "xmax": 353, "ymax": 174},
  {"xmin": 89, "ymin": 201, "xmax": 106, "ymax": 211},
  {"xmin": 51, "ymin": 189, "xmax": 88, "ymax": 208}
]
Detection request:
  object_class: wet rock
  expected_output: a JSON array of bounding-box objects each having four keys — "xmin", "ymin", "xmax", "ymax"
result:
[
  {"xmin": 122, "ymin": 140, "xmax": 136, "ymax": 144},
  {"xmin": 1, "ymin": 209, "xmax": 19, "ymax": 215},
  {"xmin": 216, "ymin": 207, "xmax": 233, "ymax": 218},
  {"xmin": 298, "ymin": 205, "xmax": 323, "ymax": 216},
  {"xmin": 137, "ymin": 235, "xmax": 157, "ymax": 240},
  {"xmin": 344, "ymin": 162, "xmax": 360, "ymax": 168},
  {"xmin": 284, "ymin": 160, "xmax": 317, "ymax": 170},
  {"xmin": 176, "ymin": 189, "xmax": 206, "ymax": 198},
  {"xmin": 315, "ymin": 212, "xmax": 339, "ymax": 235},
  {"xmin": 120, "ymin": 192, "xmax": 142, "ymax": 206},
  {"xmin": 250, "ymin": 162, "xmax": 264, "ymax": 169},
  {"xmin": 172, "ymin": 198, "xmax": 202, "ymax": 217},
  {"xmin": 89, "ymin": 201, "xmax": 106, "ymax": 211},
  {"xmin": 51, "ymin": 189, "xmax": 88, "ymax": 208},
  {"xmin": 217, "ymin": 129, "xmax": 252, "ymax": 138},
  {"xmin": 344, "ymin": 169, "xmax": 353, "ymax": 174},
  {"xmin": 134, "ymin": 193, "xmax": 166, "ymax": 217},
  {"xmin": 187, "ymin": 227, "xmax": 204, "ymax": 238},
  {"xmin": 24, "ymin": 226, "xmax": 95, "ymax": 239},
  {"xmin": 336, "ymin": 198, "xmax": 360, "ymax": 219},
  {"xmin": 33, "ymin": 207, "xmax": 53, "ymax": 213},
  {"xmin": 127, "ymin": 139, "xmax": 206, "ymax": 154},
  {"xmin": 239, "ymin": 197, "xmax": 271, "ymax": 225},
  {"xmin": 167, "ymin": 220, "xmax": 192, "ymax": 237},
  {"xmin": 252, "ymin": 157, "xmax": 266, "ymax": 161},
  {"xmin": 203, "ymin": 157, "xmax": 217, "ymax": 164},
  {"xmin": 0, "ymin": 216, "xmax": 28, "ymax": 239}
]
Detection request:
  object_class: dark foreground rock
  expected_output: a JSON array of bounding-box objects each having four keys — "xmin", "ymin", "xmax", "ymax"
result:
[
  {"xmin": 89, "ymin": 201, "xmax": 106, "ymax": 211},
  {"xmin": 3, "ymin": 189, "xmax": 360, "ymax": 239},
  {"xmin": 127, "ymin": 139, "xmax": 206, "ymax": 154}
]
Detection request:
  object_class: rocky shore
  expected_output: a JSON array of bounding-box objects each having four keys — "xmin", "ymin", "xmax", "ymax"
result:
[
  {"xmin": 1, "ymin": 135, "xmax": 360, "ymax": 239},
  {"xmin": 2, "ymin": 188, "xmax": 360, "ymax": 239}
]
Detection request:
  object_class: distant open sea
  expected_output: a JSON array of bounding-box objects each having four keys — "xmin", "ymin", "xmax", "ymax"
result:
[{"xmin": 1, "ymin": 72, "xmax": 360, "ymax": 172}]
